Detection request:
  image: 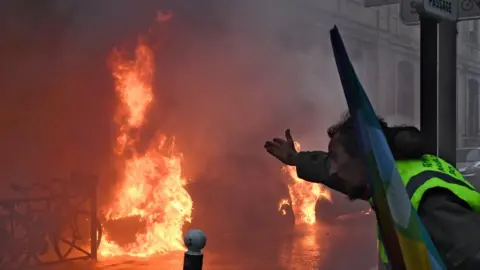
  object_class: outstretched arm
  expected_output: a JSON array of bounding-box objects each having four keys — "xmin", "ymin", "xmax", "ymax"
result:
[{"xmin": 295, "ymin": 151, "xmax": 348, "ymax": 195}]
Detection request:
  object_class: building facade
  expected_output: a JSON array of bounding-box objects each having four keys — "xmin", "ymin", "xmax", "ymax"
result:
[{"xmin": 313, "ymin": 0, "xmax": 480, "ymax": 147}]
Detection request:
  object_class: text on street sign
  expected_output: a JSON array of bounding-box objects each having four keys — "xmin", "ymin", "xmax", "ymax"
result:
[
  {"xmin": 400, "ymin": 0, "xmax": 480, "ymax": 24},
  {"xmin": 419, "ymin": 0, "xmax": 458, "ymax": 21}
]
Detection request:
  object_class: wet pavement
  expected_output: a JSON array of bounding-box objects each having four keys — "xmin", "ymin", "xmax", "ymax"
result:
[{"xmin": 44, "ymin": 216, "xmax": 377, "ymax": 270}]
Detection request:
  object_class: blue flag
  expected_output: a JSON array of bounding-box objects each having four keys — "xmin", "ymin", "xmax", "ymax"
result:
[{"xmin": 329, "ymin": 26, "xmax": 445, "ymax": 269}]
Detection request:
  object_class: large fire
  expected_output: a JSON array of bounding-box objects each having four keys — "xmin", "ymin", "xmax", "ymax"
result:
[
  {"xmin": 279, "ymin": 142, "xmax": 331, "ymax": 225},
  {"xmin": 98, "ymin": 36, "xmax": 193, "ymax": 257}
]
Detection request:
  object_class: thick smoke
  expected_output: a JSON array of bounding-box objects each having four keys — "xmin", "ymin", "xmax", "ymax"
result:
[{"xmin": 0, "ymin": 0, "xmax": 363, "ymax": 228}]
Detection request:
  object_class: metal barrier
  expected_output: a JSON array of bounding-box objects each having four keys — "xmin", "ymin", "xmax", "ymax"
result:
[
  {"xmin": 183, "ymin": 229, "xmax": 206, "ymax": 270},
  {"xmin": 0, "ymin": 173, "xmax": 101, "ymax": 269}
]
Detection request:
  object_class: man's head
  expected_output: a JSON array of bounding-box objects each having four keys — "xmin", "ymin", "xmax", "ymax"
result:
[{"xmin": 326, "ymin": 113, "xmax": 424, "ymax": 200}]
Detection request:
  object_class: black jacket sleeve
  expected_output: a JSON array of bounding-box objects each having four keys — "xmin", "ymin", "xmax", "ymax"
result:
[
  {"xmin": 418, "ymin": 188, "xmax": 480, "ymax": 269},
  {"xmin": 294, "ymin": 151, "xmax": 349, "ymax": 195}
]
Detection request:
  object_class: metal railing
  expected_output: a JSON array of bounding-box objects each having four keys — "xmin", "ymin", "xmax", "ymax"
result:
[{"xmin": 0, "ymin": 173, "xmax": 101, "ymax": 268}]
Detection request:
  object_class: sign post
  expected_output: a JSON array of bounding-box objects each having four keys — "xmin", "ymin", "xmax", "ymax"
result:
[
  {"xmin": 419, "ymin": 16, "xmax": 439, "ymax": 155},
  {"xmin": 438, "ymin": 21, "xmax": 457, "ymax": 164},
  {"xmin": 414, "ymin": 0, "xmax": 458, "ymax": 159},
  {"xmin": 365, "ymin": 0, "xmax": 466, "ymax": 161}
]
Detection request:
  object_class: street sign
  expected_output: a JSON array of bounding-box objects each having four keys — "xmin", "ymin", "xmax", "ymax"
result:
[
  {"xmin": 364, "ymin": 0, "xmax": 399, "ymax": 7},
  {"xmin": 401, "ymin": 0, "xmax": 480, "ymax": 24},
  {"xmin": 418, "ymin": 0, "xmax": 458, "ymax": 21}
]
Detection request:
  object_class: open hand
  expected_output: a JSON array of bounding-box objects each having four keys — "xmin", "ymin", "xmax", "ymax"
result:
[{"xmin": 264, "ymin": 129, "xmax": 297, "ymax": 166}]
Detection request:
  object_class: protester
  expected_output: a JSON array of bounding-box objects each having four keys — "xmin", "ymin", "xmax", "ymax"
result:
[{"xmin": 264, "ymin": 114, "xmax": 480, "ymax": 269}]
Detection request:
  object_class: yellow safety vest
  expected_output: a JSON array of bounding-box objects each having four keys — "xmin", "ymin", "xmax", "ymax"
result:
[{"xmin": 368, "ymin": 154, "xmax": 480, "ymax": 266}]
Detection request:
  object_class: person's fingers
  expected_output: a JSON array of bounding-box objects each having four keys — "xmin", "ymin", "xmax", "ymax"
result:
[
  {"xmin": 266, "ymin": 147, "xmax": 282, "ymax": 159},
  {"xmin": 265, "ymin": 147, "xmax": 277, "ymax": 156},
  {"xmin": 272, "ymin": 138, "xmax": 287, "ymax": 145},
  {"xmin": 264, "ymin": 142, "xmax": 281, "ymax": 152},
  {"xmin": 285, "ymin": 129, "xmax": 294, "ymax": 142},
  {"xmin": 265, "ymin": 140, "xmax": 281, "ymax": 149}
]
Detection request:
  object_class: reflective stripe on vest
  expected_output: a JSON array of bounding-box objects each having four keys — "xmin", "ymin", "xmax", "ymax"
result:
[
  {"xmin": 406, "ymin": 170, "xmax": 476, "ymax": 198},
  {"xmin": 373, "ymin": 155, "xmax": 480, "ymax": 266},
  {"xmin": 367, "ymin": 170, "xmax": 476, "ymax": 205},
  {"xmin": 378, "ymin": 170, "xmax": 479, "ymax": 265}
]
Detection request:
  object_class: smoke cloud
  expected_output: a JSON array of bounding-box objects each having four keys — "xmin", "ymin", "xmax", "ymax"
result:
[{"xmin": 0, "ymin": 0, "xmax": 362, "ymax": 228}]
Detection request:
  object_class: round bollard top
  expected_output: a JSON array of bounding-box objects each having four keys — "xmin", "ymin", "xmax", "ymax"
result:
[{"xmin": 184, "ymin": 229, "xmax": 206, "ymax": 255}]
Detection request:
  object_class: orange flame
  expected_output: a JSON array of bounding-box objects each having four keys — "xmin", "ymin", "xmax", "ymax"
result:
[
  {"xmin": 278, "ymin": 198, "xmax": 290, "ymax": 216},
  {"xmin": 279, "ymin": 142, "xmax": 331, "ymax": 225},
  {"xmin": 99, "ymin": 38, "xmax": 193, "ymax": 257}
]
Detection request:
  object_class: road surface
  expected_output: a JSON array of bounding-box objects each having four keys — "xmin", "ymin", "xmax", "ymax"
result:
[{"xmin": 46, "ymin": 215, "xmax": 377, "ymax": 270}]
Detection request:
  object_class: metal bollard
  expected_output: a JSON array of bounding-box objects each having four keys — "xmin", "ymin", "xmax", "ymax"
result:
[{"xmin": 183, "ymin": 229, "xmax": 206, "ymax": 270}]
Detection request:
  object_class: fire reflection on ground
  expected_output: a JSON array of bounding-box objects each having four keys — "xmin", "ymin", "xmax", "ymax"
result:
[{"xmin": 49, "ymin": 218, "xmax": 377, "ymax": 270}]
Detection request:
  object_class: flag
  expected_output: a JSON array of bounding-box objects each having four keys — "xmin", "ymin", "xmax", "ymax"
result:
[{"xmin": 329, "ymin": 26, "xmax": 445, "ymax": 269}]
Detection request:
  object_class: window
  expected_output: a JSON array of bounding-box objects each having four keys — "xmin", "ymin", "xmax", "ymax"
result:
[
  {"xmin": 397, "ymin": 61, "xmax": 415, "ymax": 120},
  {"xmin": 466, "ymin": 79, "xmax": 480, "ymax": 137},
  {"xmin": 386, "ymin": 68, "xmax": 396, "ymax": 116},
  {"xmin": 468, "ymin": 21, "xmax": 479, "ymax": 43}
]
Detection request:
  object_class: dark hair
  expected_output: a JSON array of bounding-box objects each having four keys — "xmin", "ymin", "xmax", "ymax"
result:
[
  {"xmin": 327, "ymin": 113, "xmax": 424, "ymax": 159},
  {"xmin": 388, "ymin": 125, "xmax": 424, "ymax": 159}
]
